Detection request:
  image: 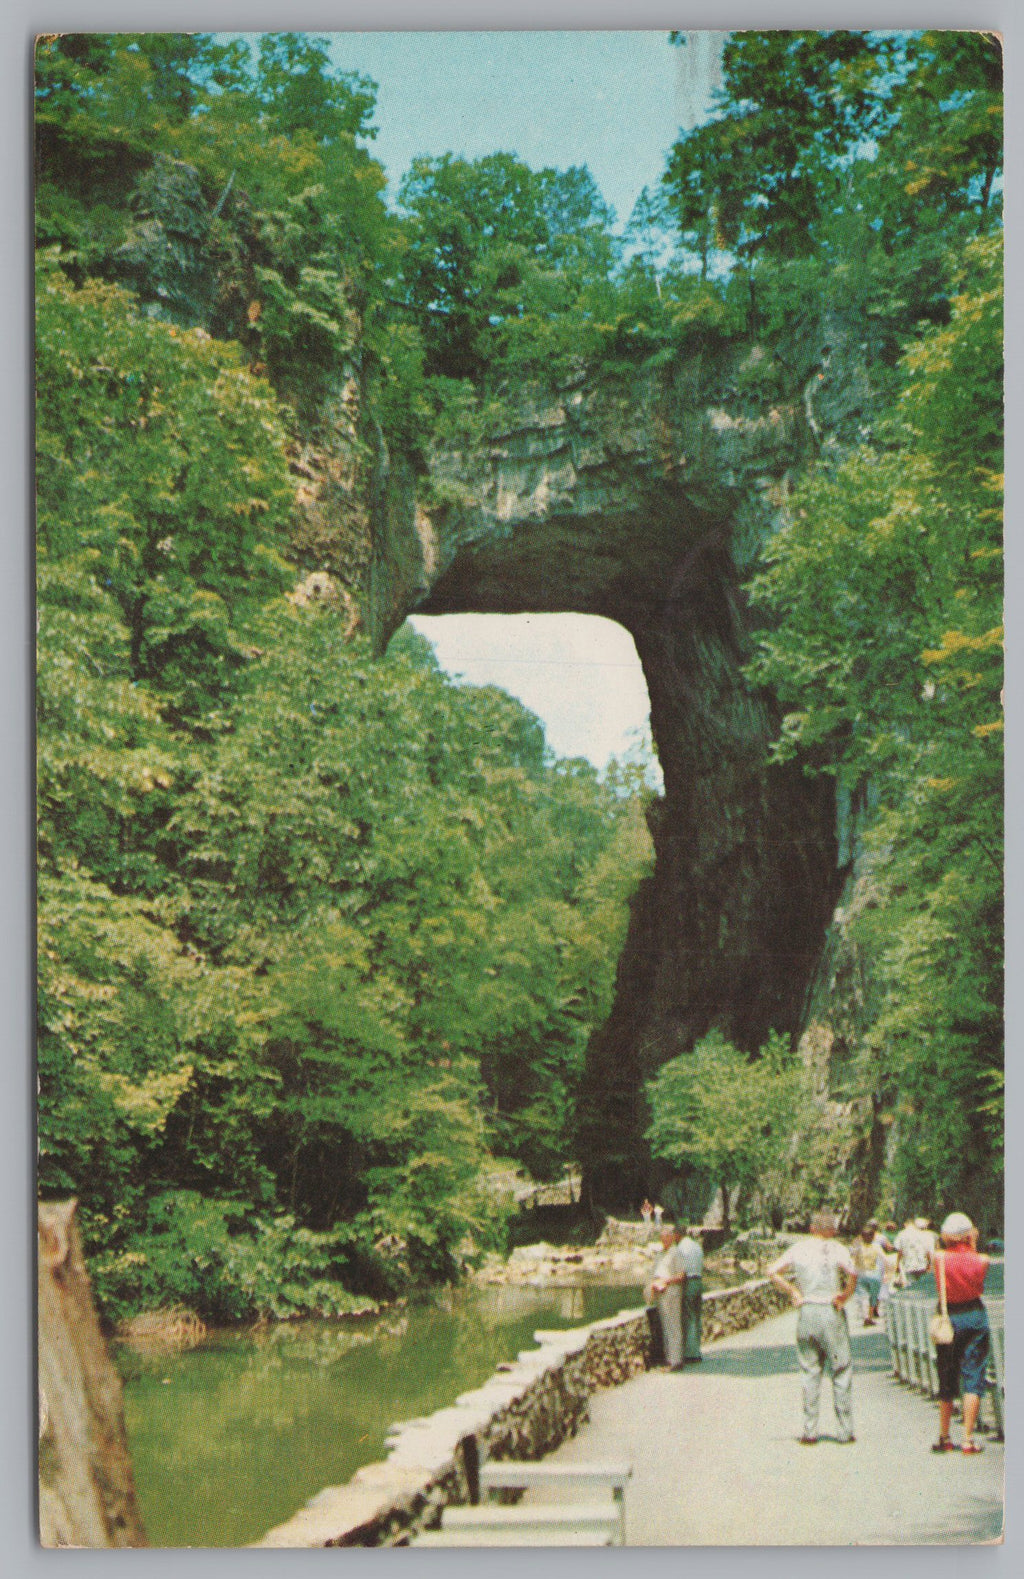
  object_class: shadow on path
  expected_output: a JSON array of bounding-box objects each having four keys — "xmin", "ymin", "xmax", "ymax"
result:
[
  {"xmin": 908, "ymin": 1494, "xmax": 1005, "ymax": 1547},
  {"xmin": 685, "ymin": 1329, "xmax": 893, "ymax": 1379}
]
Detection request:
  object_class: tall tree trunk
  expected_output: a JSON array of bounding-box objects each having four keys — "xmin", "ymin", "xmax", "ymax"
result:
[{"xmin": 37, "ymin": 1200, "xmax": 148, "ymax": 1548}]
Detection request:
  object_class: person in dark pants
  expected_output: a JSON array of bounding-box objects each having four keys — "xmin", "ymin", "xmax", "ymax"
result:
[
  {"xmin": 677, "ymin": 1227, "xmax": 704, "ymax": 1362},
  {"xmin": 931, "ymin": 1212, "xmax": 992, "ymax": 1455}
]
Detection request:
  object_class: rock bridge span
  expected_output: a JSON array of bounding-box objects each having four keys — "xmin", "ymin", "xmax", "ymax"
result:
[{"xmin": 371, "ymin": 360, "xmax": 850, "ymax": 1204}]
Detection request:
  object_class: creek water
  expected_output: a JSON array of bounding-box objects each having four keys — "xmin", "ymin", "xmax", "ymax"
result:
[{"xmin": 116, "ymin": 1280, "xmax": 645, "ymax": 1549}]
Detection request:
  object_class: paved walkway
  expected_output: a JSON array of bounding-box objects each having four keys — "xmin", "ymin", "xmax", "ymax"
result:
[{"xmin": 528, "ymin": 1308, "xmax": 1004, "ymax": 1545}]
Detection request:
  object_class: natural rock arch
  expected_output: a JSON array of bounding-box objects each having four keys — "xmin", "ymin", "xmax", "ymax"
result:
[
  {"xmin": 371, "ymin": 351, "xmax": 863, "ymax": 1206},
  {"xmin": 69, "ymin": 146, "xmax": 860, "ymax": 1207}
]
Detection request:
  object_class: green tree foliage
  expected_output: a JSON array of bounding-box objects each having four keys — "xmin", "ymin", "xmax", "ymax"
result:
[
  {"xmin": 36, "ymin": 257, "xmax": 654, "ymax": 1313},
  {"xmin": 253, "ymin": 33, "xmax": 377, "ymax": 144},
  {"xmin": 36, "ymin": 258, "xmax": 294, "ymax": 722},
  {"xmin": 37, "ymin": 24, "xmax": 1003, "ymax": 1288},
  {"xmin": 89, "ymin": 1193, "xmax": 370, "ymax": 1326},
  {"xmin": 645, "ymin": 1030, "xmax": 803, "ymax": 1234},
  {"xmin": 394, "ymin": 152, "xmax": 618, "ymax": 379},
  {"xmin": 647, "ymin": 30, "xmax": 1003, "ymax": 1230},
  {"xmin": 745, "ymin": 237, "xmax": 1002, "ymax": 1225},
  {"xmin": 35, "ymin": 31, "xmax": 392, "ymax": 428},
  {"xmin": 663, "ymin": 31, "xmax": 1000, "ymax": 285}
]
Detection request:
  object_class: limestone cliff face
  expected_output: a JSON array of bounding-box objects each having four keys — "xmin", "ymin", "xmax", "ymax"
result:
[{"xmin": 371, "ymin": 352, "xmax": 861, "ymax": 1204}]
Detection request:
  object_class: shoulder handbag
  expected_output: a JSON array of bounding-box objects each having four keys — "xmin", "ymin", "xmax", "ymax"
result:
[{"xmin": 929, "ymin": 1252, "xmax": 955, "ymax": 1346}]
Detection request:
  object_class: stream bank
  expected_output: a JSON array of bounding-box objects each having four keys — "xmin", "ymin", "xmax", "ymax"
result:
[
  {"xmin": 117, "ymin": 1281, "xmax": 640, "ymax": 1547},
  {"xmin": 116, "ymin": 1221, "xmax": 791, "ymax": 1546},
  {"xmin": 472, "ymin": 1218, "xmax": 785, "ymax": 1290}
]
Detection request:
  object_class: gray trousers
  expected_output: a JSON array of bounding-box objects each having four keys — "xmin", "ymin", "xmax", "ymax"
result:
[
  {"xmin": 796, "ymin": 1304, "xmax": 853, "ymax": 1441},
  {"xmin": 657, "ymin": 1284, "xmax": 684, "ymax": 1367}
]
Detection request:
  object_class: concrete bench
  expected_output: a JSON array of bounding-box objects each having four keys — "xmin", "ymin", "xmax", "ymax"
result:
[
  {"xmin": 480, "ymin": 1460, "xmax": 632, "ymax": 1498},
  {"xmin": 415, "ymin": 1526, "xmax": 614, "ymax": 1547},
  {"xmin": 479, "ymin": 1458, "xmax": 631, "ymax": 1543},
  {"xmin": 436, "ymin": 1501, "xmax": 622, "ymax": 1545}
]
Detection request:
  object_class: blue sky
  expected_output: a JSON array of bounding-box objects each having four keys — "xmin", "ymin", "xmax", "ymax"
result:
[{"xmin": 319, "ymin": 30, "xmax": 712, "ymax": 227}]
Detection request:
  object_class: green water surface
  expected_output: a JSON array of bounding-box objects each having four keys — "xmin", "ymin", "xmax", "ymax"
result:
[{"xmin": 118, "ymin": 1281, "xmax": 645, "ymax": 1548}]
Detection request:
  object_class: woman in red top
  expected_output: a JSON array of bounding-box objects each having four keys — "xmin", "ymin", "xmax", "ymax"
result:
[{"xmin": 932, "ymin": 1211, "xmax": 991, "ymax": 1454}]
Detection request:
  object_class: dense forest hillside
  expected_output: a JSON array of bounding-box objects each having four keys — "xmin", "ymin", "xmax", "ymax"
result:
[
  {"xmin": 35, "ymin": 33, "xmax": 657, "ymax": 1317},
  {"xmin": 36, "ymin": 29, "xmax": 1003, "ymax": 1320}
]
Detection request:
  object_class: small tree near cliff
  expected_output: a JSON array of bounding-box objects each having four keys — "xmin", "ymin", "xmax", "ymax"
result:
[{"xmin": 645, "ymin": 1030, "xmax": 801, "ymax": 1235}]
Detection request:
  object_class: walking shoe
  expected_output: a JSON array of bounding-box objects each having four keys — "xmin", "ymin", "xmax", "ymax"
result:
[
  {"xmin": 931, "ymin": 1438, "xmax": 957, "ymax": 1453},
  {"xmin": 798, "ymin": 1436, "xmax": 818, "ymax": 1445},
  {"xmin": 961, "ymin": 1442, "xmax": 984, "ymax": 1454}
]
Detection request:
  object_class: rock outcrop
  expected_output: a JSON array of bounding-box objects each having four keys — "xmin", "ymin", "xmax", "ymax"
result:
[{"xmin": 371, "ymin": 350, "xmax": 862, "ymax": 1204}]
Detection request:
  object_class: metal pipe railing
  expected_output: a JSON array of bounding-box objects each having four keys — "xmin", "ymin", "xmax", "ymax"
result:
[{"xmin": 883, "ymin": 1291, "xmax": 1004, "ymax": 1438}]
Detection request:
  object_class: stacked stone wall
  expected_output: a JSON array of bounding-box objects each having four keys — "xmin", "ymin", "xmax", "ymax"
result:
[
  {"xmin": 596, "ymin": 1216, "xmax": 662, "ymax": 1248},
  {"xmin": 253, "ymin": 1277, "xmax": 789, "ymax": 1548}
]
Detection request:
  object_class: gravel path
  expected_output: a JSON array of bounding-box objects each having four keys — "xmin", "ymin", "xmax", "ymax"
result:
[{"xmin": 527, "ymin": 1306, "xmax": 1004, "ymax": 1545}]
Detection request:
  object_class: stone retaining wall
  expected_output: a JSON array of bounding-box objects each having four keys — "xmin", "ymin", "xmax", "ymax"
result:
[
  {"xmin": 596, "ymin": 1216, "xmax": 662, "ymax": 1247},
  {"xmin": 252, "ymin": 1278, "xmax": 790, "ymax": 1548}
]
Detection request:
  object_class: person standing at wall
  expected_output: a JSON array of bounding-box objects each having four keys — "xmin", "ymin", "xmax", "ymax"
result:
[
  {"xmin": 677, "ymin": 1226, "xmax": 705, "ymax": 1362},
  {"xmin": 878, "ymin": 1224, "xmax": 900, "ymax": 1317},
  {"xmin": 648, "ymin": 1223, "xmax": 687, "ymax": 1370},
  {"xmin": 769, "ymin": 1209, "xmax": 858, "ymax": 1444}
]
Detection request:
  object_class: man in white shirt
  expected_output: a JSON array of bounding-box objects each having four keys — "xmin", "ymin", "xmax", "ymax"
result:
[
  {"xmin": 894, "ymin": 1216, "xmax": 934, "ymax": 1284},
  {"xmin": 649, "ymin": 1223, "xmax": 687, "ymax": 1369},
  {"xmin": 769, "ymin": 1209, "xmax": 858, "ymax": 1444}
]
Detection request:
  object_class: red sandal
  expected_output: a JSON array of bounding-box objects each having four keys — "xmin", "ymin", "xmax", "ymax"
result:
[{"xmin": 962, "ymin": 1442, "xmax": 984, "ymax": 1454}]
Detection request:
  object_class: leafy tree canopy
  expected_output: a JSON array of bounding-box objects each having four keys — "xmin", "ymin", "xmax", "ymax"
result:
[
  {"xmin": 394, "ymin": 151, "xmax": 619, "ymax": 379},
  {"xmin": 645, "ymin": 1029, "xmax": 802, "ymax": 1234},
  {"xmin": 744, "ymin": 234, "xmax": 1002, "ymax": 1225}
]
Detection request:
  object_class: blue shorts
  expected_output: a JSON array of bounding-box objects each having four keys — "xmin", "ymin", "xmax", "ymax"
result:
[{"xmin": 936, "ymin": 1306, "xmax": 990, "ymax": 1399}]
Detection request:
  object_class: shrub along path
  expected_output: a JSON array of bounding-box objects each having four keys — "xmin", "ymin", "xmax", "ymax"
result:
[{"xmin": 527, "ymin": 1306, "xmax": 1004, "ymax": 1545}]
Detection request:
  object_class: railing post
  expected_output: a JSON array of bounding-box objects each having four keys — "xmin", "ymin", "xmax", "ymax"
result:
[
  {"xmin": 987, "ymin": 1325, "xmax": 1005, "ymax": 1439},
  {"xmin": 925, "ymin": 1318, "xmax": 940, "ymax": 1398},
  {"xmin": 884, "ymin": 1300, "xmax": 899, "ymax": 1376},
  {"xmin": 893, "ymin": 1298, "xmax": 910, "ymax": 1382},
  {"xmin": 912, "ymin": 1303, "xmax": 930, "ymax": 1392}
]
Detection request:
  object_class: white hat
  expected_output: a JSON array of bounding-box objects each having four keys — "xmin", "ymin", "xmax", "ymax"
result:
[
  {"xmin": 940, "ymin": 1212, "xmax": 974, "ymax": 1240},
  {"xmin": 913, "ymin": 1216, "xmax": 930, "ymax": 1230}
]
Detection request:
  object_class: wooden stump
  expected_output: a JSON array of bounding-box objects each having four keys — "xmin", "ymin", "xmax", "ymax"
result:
[{"xmin": 37, "ymin": 1200, "xmax": 147, "ymax": 1547}]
